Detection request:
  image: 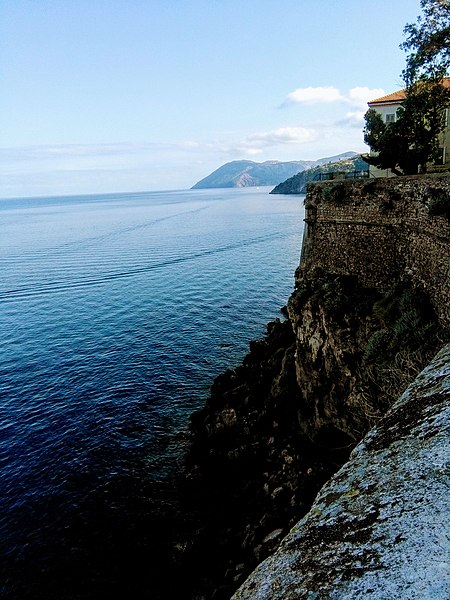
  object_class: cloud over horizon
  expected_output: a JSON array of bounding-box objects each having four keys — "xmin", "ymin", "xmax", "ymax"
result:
[
  {"xmin": 231, "ymin": 126, "xmax": 318, "ymax": 155},
  {"xmin": 282, "ymin": 85, "xmax": 386, "ymax": 110},
  {"xmin": 1, "ymin": 89, "xmax": 376, "ymax": 197},
  {"xmin": 283, "ymin": 86, "xmax": 344, "ymax": 105}
]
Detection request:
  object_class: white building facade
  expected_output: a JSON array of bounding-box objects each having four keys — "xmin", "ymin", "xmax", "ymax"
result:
[{"xmin": 367, "ymin": 78, "xmax": 450, "ymax": 177}]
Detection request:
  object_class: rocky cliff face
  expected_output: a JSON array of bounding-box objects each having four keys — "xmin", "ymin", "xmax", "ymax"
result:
[
  {"xmin": 177, "ymin": 178, "xmax": 449, "ymax": 599},
  {"xmin": 179, "ymin": 271, "xmax": 445, "ymax": 598},
  {"xmin": 233, "ymin": 343, "xmax": 450, "ymax": 599}
]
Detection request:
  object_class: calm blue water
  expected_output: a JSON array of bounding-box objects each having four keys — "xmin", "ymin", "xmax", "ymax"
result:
[{"xmin": 0, "ymin": 187, "xmax": 304, "ymax": 598}]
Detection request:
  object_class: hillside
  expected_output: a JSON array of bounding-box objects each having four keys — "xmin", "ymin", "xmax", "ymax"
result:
[
  {"xmin": 270, "ymin": 155, "xmax": 368, "ymax": 194},
  {"xmin": 191, "ymin": 152, "xmax": 358, "ymax": 189}
]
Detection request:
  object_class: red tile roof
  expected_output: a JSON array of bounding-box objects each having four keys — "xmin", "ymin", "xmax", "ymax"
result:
[{"xmin": 368, "ymin": 77, "xmax": 450, "ymax": 105}]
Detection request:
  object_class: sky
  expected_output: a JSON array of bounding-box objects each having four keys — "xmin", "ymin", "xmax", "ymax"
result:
[{"xmin": 0, "ymin": 0, "xmax": 421, "ymax": 198}]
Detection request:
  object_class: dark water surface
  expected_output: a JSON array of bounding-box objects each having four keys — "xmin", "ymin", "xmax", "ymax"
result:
[{"xmin": 0, "ymin": 187, "xmax": 304, "ymax": 598}]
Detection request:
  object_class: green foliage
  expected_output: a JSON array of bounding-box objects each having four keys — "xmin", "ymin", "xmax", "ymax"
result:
[
  {"xmin": 363, "ymin": 109, "xmax": 414, "ymax": 175},
  {"xmin": 427, "ymin": 188, "xmax": 450, "ymax": 218},
  {"xmin": 363, "ymin": 77, "xmax": 450, "ymax": 175},
  {"xmin": 363, "ymin": 284, "xmax": 439, "ymax": 366},
  {"xmin": 310, "ymin": 273, "xmax": 376, "ymax": 321},
  {"xmin": 401, "ymin": 0, "xmax": 450, "ymax": 84},
  {"xmin": 271, "ymin": 156, "xmax": 368, "ymax": 195},
  {"xmin": 363, "ymin": 329, "xmax": 391, "ymax": 364},
  {"xmin": 365, "ymin": 3, "xmax": 450, "ymax": 175},
  {"xmin": 321, "ymin": 183, "xmax": 345, "ymax": 204},
  {"xmin": 356, "ymin": 281, "xmax": 447, "ymax": 430}
]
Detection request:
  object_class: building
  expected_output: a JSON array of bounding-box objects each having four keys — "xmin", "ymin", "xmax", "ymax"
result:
[{"xmin": 367, "ymin": 77, "xmax": 450, "ymax": 176}]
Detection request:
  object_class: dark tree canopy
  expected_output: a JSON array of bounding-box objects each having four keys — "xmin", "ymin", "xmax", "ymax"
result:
[
  {"xmin": 363, "ymin": 110, "xmax": 407, "ymax": 176},
  {"xmin": 364, "ymin": 78, "xmax": 450, "ymax": 175},
  {"xmin": 364, "ymin": 1, "xmax": 450, "ymax": 175},
  {"xmin": 402, "ymin": 0, "xmax": 450, "ymax": 83}
]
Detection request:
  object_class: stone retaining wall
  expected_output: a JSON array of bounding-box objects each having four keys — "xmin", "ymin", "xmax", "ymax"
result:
[{"xmin": 300, "ymin": 174, "xmax": 450, "ymax": 327}]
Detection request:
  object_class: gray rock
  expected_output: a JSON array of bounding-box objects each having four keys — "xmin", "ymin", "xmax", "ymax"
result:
[{"xmin": 233, "ymin": 344, "xmax": 450, "ymax": 599}]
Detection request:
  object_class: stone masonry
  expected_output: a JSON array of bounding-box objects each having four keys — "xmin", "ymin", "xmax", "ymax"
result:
[{"xmin": 299, "ymin": 174, "xmax": 450, "ymax": 328}]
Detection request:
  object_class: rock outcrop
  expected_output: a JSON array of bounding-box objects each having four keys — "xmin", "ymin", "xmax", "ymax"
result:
[
  {"xmin": 179, "ymin": 270, "xmax": 445, "ymax": 598},
  {"xmin": 233, "ymin": 343, "xmax": 450, "ymax": 599}
]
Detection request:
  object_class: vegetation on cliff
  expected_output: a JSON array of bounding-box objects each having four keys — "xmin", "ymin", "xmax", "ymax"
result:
[
  {"xmin": 363, "ymin": 78, "xmax": 450, "ymax": 175},
  {"xmin": 176, "ymin": 267, "xmax": 447, "ymax": 599},
  {"xmin": 270, "ymin": 156, "xmax": 368, "ymax": 195},
  {"xmin": 233, "ymin": 343, "xmax": 450, "ymax": 599}
]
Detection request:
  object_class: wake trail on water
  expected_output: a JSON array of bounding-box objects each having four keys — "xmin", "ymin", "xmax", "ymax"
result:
[
  {"xmin": 0, "ymin": 230, "xmax": 288, "ymax": 302},
  {"xmin": 3, "ymin": 204, "xmax": 212, "ymax": 261}
]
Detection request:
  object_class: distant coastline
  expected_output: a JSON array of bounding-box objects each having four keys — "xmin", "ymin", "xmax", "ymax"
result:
[{"xmin": 191, "ymin": 152, "xmax": 358, "ymax": 189}]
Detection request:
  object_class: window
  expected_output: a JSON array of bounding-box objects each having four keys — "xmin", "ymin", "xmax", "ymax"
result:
[
  {"xmin": 385, "ymin": 113, "xmax": 396, "ymax": 124},
  {"xmin": 434, "ymin": 147, "xmax": 445, "ymax": 166}
]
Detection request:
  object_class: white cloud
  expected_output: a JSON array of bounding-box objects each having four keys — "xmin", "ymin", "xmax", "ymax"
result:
[
  {"xmin": 284, "ymin": 86, "xmax": 344, "ymax": 105},
  {"xmin": 347, "ymin": 86, "xmax": 386, "ymax": 109},
  {"xmin": 229, "ymin": 126, "xmax": 318, "ymax": 156},
  {"xmin": 0, "ymin": 116, "xmax": 367, "ymax": 197},
  {"xmin": 246, "ymin": 127, "xmax": 318, "ymax": 145},
  {"xmin": 282, "ymin": 85, "xmax": 386, "ymax": 110},
  {"xmin": 336, "ymin": 111, "xmax": 367, "ymax": 127}
]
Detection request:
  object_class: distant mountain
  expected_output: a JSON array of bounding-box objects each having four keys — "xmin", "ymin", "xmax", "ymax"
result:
[
  {"xmin": 313, "ymin": 151, "xmax": 360, "ymax": 167},
  {"xmin": 191, "ymin": 160, "xmax": 315, "ymax": 189},
  {"xmin": 191, "ymin": 153, "xmax": 359, "ymax": 190},
  {"xmin": 270, "ymin": 155, "xmax": 368, "ymax": 195}
]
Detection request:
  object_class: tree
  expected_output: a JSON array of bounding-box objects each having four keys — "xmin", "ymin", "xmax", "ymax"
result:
[
  {"xmin": 364, "ymin": 78, "xmax": 449, "ymax": 175},
  {"xmin": 401, "ymin": 0, "xmax": 450, "ymax": 84},
  {"xmin": 363, "ymin": 110, "xmax": 409, "ymax": 176},
  {"xmin": 397, "ymin": 76, "xmax": 450, "ymax": 169},
  {"xmin": 363, "ymin": 1, "xmax": 450, "ymax": 175}
]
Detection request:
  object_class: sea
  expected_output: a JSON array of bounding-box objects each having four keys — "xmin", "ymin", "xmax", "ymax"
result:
[{"xmin": 0, "ymin": 187, "xmax": 305, "ymax": 599}]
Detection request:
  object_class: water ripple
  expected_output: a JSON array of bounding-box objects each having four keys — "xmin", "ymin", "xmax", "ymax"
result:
[
  {"xmin": 0, "ymin": 188, "xmax": 305, "ymax": 598},
  {"xmin": 0, "ymin": 230, "xmax": 287, "ymax": 301}
]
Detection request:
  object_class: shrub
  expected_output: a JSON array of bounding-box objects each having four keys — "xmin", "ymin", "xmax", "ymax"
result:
[
  {"xmin": 359, "ymin": 283, "xmax": 446, "ymax": 430},
  {"xmin": 363, "ymin": 283, "xmax": 442, "ymax": 367},
  {"xmin": 321, "ymin": 184, "xmax": 345, "ymax": 204},
  {"xmin": 363, "ymin": 329, "xmax": 391, "ymax": 364},
  {"xmin": 427, "ymin": 189, "xmax": 450, "ymax": 219}
]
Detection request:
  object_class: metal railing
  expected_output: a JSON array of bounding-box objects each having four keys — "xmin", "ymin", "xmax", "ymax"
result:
[{"xmin": 313, "ymin": 169, "xmax": 370, "ymax": 182}]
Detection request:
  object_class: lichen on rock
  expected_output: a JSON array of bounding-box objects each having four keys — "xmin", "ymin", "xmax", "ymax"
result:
[{"xmin": 233, "ymin": 344, "xmax": 450, "ymax": 600}]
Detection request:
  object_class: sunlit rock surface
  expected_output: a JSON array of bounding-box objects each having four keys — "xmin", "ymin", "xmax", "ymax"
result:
[{"xmin": 233, "ymin": 344, "xmax": 450, "ymax": 599}]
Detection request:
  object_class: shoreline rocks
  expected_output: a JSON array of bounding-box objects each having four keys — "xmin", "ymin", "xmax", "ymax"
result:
[{"xmin": 176, "ymin": 268, "xmax": 446, "ymax": 599}]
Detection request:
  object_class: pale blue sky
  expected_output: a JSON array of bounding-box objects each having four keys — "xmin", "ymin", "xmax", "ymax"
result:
[{"xmin": 1, "ymin": 0, "xmax": 420, "ymax": 197}]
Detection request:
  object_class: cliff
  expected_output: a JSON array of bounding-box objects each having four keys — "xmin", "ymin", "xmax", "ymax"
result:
[
  {"xmin": 178, "ymin": 175, "xmax": 450, "ymax": 599},
  {"xmin": 270, "ymin": 155, "xmax": 369, "ymax": 195},
  {"xmin": 233, "ymin": 343, "xmax": 450, "ymax": 599}
]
